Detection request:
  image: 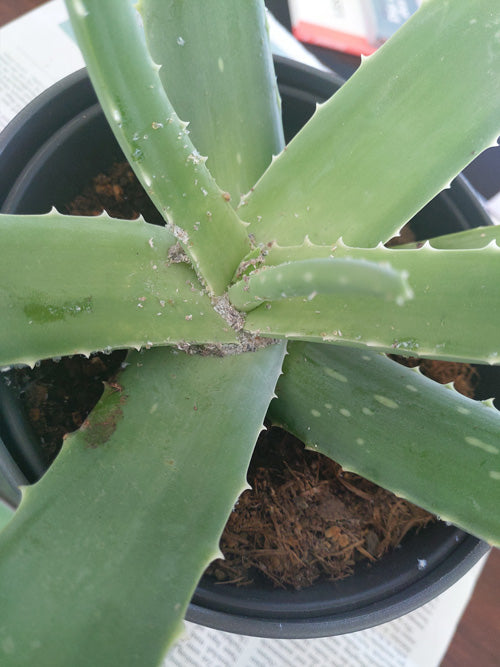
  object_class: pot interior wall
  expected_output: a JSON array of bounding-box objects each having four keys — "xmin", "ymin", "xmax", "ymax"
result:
[{"xmin": 0, "ymin": 63, "xmax": 491, "ymax": 638}]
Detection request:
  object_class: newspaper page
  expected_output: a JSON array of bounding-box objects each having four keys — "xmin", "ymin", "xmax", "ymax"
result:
[
  {"xmin": 0, "ymin": 1, "xmax": 84, "ymax": 129},
  {"xmin": 0, "ymin": 2, "xmax": 491, "ymax": 666},
  {"xmin": 0, "ymin": 0, "xmax": 325, "ymax": 132},
  {"xmin": 164, "ymin": 558, "xmax": 486, "ymax": 667}
]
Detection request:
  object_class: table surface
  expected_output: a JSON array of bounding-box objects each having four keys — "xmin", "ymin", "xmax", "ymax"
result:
[{"xmin": 1, "ymin": 2, "xmax": 499, "ymax": 665}]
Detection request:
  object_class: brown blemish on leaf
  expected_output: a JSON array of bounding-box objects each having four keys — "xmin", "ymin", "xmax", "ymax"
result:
[{"xmin": 80, "ymin": 381, "xmax": 127, "ymax": 448}]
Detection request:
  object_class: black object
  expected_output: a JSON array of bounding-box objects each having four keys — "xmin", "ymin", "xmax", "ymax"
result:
[{"xmin": 0, "ymin": 62, "xmax": 490, "ymax": 639}]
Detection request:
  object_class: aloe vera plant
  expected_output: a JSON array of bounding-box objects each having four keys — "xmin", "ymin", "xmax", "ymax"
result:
[{"xmin": 0, "ymin": 0, "xmax": 499, "ymax": 664}]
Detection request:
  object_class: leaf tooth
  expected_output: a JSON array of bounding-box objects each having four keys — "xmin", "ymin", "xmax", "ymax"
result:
[
  {"xmin": 70, "ymin": 0, "xmax": 89, "ymax": 19},
  {"xmin": 482, "ymin": 398, "xmax": 497, "ymax": 409},
  {"xmin": 212, "ymin": 548, "xmax": 225, "ymax": 562},
  {"xmin": 487, "ymin": 352, "xmax": 500, "ymax": 365},
  {"xmin": 95, "ymin": 209, "xmax": 114, "ymax": 220},
  {"xmin": 417, "ymin": 239, "xmax": 437, "ymax": 251},
  {"xmin": 304, "ymin": 440, "xmax": 319, "ymax": 452},
  {"xmin": 336, "ymin": 236, "xmax": 349, "ymax": 250},
  {"xmin": 12, "ymin": 358, "xmax": 38, "ymax": 369}
]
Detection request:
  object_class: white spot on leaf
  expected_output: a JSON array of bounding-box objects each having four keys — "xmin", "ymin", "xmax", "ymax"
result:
[
  {"xmin": 374, "ymin": 395, "xmax": 399, "ymax": 409},
  {"xmin": 465, "ymin": 436, "xmax": 498, "ymax": 454},
  {"xmin": 324, "ymin": 367, "xmax": 348, "ymax": 383}
]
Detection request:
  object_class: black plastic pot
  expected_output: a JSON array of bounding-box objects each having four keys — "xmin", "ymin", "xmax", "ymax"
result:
[{"xmin": 0, "ymin": 60, "xmax": 491, "ymax": 639}]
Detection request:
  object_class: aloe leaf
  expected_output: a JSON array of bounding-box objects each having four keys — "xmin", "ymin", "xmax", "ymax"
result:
[
  {"xmin": 229, "ymin": 257, "xmax": 412, "ymax": 312},
  {"xmin": 0, "ymin": 212, "xmax": 237, "ymax": 367},
  {"xmin": 139, "ymin": 0, "xmax": 284, "ymax": 202},
  {"xmin": 241, "ymin": 0, "xmax": 500, "ymax": 247},
  {"xmin": 65, "ymin": 0, "xmax": 250, "ymax": 294},
  {"xmin": 402, "ymin": 225, "xmax": 500, "ymax": 249},
  {"xmin": 270, "ymin": 342, "xmax": 500, "ymax": 546},
  {"xmin": 243, "ymin": 241, "xmax": 500, "ymax": 364},
  {"xmin": 0, "ymin": 343, "xmax": 285, "ymax": 666},
  {"xmin": 0, "ymin": 502, "xmax": 13, "ymax": 531}
]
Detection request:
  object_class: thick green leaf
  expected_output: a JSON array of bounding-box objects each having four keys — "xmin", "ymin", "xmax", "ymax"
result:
[
  {"xmin": 0, "ymin": 502, "xmax": 13, "ymax": 531},
  {"xmin": 0, "ymin": 212, "xmax": 237, "ymax": 367},
  {"xmin": 402, "ymin": 225, "xmax": 500, "ymax": 249},
  {"xmin": 0, "ymin": 343, "xmax": 285, "ymax": 666},
  {"xmin": 65, "ymin": 0, "xmax": 250, "ymax": 294},
  {"xmin": 241, "ymin": 0, "xmax": 500, "ymax": 247},
  {"xmin": 242, "ymin": 241, "xmax": 500, "ymax": 364},
  {"xmin": 270, "ymin": 342, "xmax": 500, "ymax": 546},
  {"xmin": 229, "ymin": 257, "xmax": 412, "ymax": 311},
  {"xmin": 139, "ymin": 0, "xmax": 284, "ymax": 203}
]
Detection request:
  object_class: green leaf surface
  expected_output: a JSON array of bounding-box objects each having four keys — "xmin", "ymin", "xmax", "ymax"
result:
[
  {"xmin": 139, "ymin": 0, "xmax": 284, "ymax": 203},
  {"xmin": 65, "ymin": 0, "xmax": 250, "ymax": 294},
  {"xmin": 402, "ymin": 224, "xmax": 500, "ymax": 249},
  {"xmin": 270, "ymin": 342, "xmax": 500, "ymax": 546},
  {"xmin": 0, "ymin": 343, "xmax": 285, "ymax": 666},
  {"xmin": 242, "ymin": 241, "xmax": 500, "ymax": 364},
  {"xmin": 0, "ymin": 502, "xmax": 13, "ymax": 532},
  {"xmin": 0, "ymin": 212, "xmax": 236, "ymax": 367},
  {"xmin": 229, "ymin": 257, "xmax": 412, "ymax": 312},
  {"xmin": 241, "ymin": 0, "xmax": 500, "ymax": 247}
]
